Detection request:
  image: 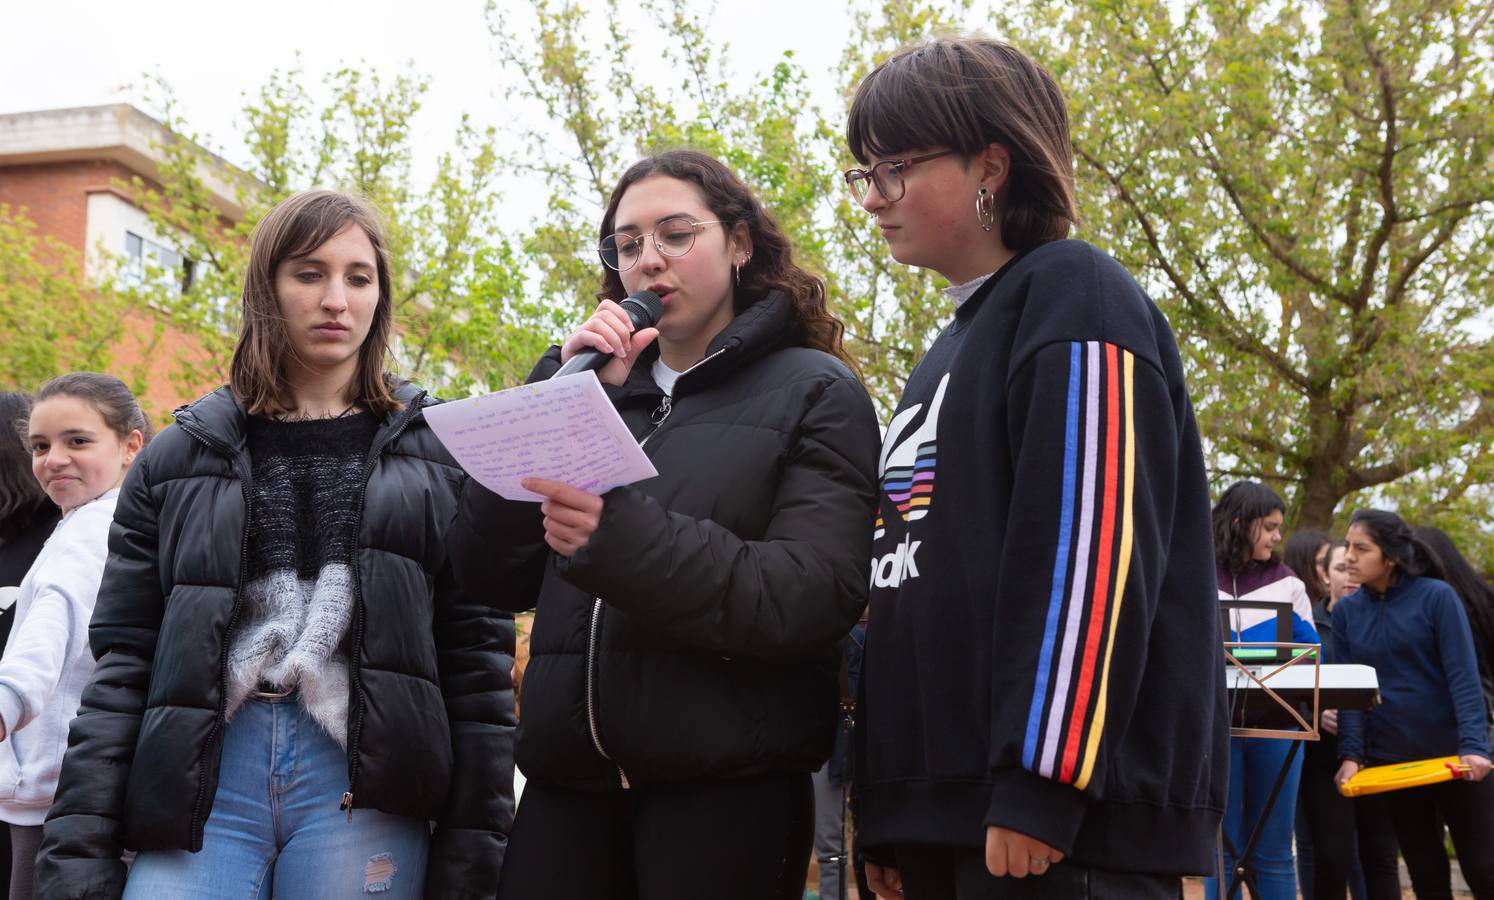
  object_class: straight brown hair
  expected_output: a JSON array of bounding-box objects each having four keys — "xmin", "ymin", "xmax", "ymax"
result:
[
  {"xmin": 847, "ymin": 35, "xmax": 1079, "ymax": 252},
  {"xmin": 598, "ymin": 150, "xmax": 856, "ymax": 371},
  {"xmin": 229, "ymin": 190, "xmax": 401, "ymax": 417}
]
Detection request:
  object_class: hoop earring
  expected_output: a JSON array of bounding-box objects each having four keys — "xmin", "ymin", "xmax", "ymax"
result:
[
  {"xmin": 734, "ymin": 264, "xmax": 741, "ymax": 285},
  {"xmin": 976, "ymin": 186, "xmax": 997, "ymax": 232}
]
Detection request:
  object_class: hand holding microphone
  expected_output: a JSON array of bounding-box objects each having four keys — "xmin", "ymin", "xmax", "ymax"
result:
[
  {"xmin": 529, "ymin": 292, "xmax": 664, "ymax": 557},
  {"xmin": 555, "ymin": 291, "xmax": 663, "ymax": 385}
]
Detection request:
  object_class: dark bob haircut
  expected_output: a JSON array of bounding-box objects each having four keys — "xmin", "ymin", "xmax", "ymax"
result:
[{"xmin": 846, "ymin": 35, "xmax": 1079, "ymax": 252}]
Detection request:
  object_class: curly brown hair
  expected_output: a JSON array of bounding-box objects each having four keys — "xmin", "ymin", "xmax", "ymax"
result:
[{"xmin": 596, "ymin": 150, "xmax": 855, "ymax": 370}]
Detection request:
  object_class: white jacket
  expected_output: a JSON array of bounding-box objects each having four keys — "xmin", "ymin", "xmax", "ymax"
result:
[{"xmin": 0, "ymin": 489, "xmax": 118, "ymax": 824}]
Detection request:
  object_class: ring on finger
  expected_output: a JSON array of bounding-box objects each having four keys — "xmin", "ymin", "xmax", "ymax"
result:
[{"xmin": 1029, "ymin": 856, "xmax": 1049, "ymax": 870}]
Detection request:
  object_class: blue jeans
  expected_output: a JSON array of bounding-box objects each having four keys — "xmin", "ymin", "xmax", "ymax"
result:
[
  {"xmin": 1204, "ymin": 737, "xmax": 1303, "ymax": 900},
  {"xmin": 124, "ymin": 694, "xmax": 430, "ymax": 899}
]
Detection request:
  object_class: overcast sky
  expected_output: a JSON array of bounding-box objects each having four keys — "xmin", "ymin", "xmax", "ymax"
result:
[{"xmin": 4, "ymin": 0, "xmax": 881, "ymax": 223}]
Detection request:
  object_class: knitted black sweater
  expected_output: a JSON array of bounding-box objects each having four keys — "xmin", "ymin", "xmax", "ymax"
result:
[{"xmin": 226, "ymin": 412, "xmax": 380, "ymax": 745}]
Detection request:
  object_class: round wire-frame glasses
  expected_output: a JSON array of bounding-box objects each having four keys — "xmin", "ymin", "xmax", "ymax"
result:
[{"xmin": 598, "ymin": 216, "xmax": 726, "ymax": 272}]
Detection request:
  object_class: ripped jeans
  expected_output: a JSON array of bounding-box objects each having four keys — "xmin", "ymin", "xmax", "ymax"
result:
[{"xmin": 124, "ymin": 694, "xmax": 429, "ymax": 900}]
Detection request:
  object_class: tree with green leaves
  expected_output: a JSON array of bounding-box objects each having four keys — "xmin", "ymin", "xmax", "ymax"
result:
[
  {"xmin": 487, "ymin": 0, "xmax": 969, "ymax": 399},
  {"xmin": 126, "ymin": 65, "xmax": 559, "ymax": 399},
  {"xmin": 495, "ymin": 0, "xmax": 1492, "ymax": 556},
  {"xmin": 0, "ymin": 207, "xmax": 144, "ymax": 395},
  {"xmin": 12, "ymin": 0, "xmax": 1488, "ymax": 560},
  {"xmin": 1000, "ymin": 0, "xmax": 1492, "ymax": 555}
]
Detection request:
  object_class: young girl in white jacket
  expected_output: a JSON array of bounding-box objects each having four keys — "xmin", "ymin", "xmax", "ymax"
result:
[{"xmin": 0, "ymin": 373, "xmax": 145, "ymax": 899}]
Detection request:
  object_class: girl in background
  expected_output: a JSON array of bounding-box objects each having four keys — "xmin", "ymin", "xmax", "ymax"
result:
[
  {"xmin": 0, "ymin": 390, "xmax": 60, "ymax": 895},
  {"xmin": 1284, "ymin": 530, "xmax": 1332, "ymax": 639},
  {"xmin": 1324, "ymin": 541, "xmax": 1357, "ymax": 607},
  {"xmin": 1, "ymin": 374, "xmax": 144, "ymax": 900},
  {"xmin": 1287, "ymin": 534, "xmax": 1375, "ymax": 900},
  {"xmin": 1334, "ymin": 510, "xmax": 1493, "ymax": 899},
  {"xmin": 0, "ymin": 393, "xmax": 60, "ymax": 640},
  {"xmin": 1412, "ymin": 525, "xmax": 1494, "ymax": 727},
  {"xmin": 1208, "ymin": 481, "xmax": 1319, "ymax": 900}
]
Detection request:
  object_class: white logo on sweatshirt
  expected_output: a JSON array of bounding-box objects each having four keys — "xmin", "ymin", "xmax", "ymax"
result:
[
  {"xmin": 870, "ymin": 373, "xmax": 950, "ymax": 587},
  {"xmin": 869, "ymin": 534, "xmax": 921, "ymax": 588},
  {"xmin": 874, "ymin": 373, "xmax": 949, "ymax": 542}
]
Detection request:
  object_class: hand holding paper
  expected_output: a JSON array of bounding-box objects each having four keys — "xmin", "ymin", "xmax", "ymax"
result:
[
  {"xmin": 422, "ymin": 372, "xmax": 657, "ymax": 502},
  {"xmin": 523, "ymin": 477, "xmax": 603, "ymax": 557}
]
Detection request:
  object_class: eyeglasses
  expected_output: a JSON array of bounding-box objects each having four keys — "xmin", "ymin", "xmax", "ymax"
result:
[
  {"xmin": 843, "ymin": 149, "xmax": 959, "ymax": 204},
  {"xmin": 599, "ymin": 216, "xmax": 726, "ymax": 272}
]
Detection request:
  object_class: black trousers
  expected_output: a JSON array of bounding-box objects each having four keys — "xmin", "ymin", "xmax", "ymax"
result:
[
  {"xmin": 893, "ymin": 844, "xmax": 1182, "ymax": 900},
  {"xmin": 1298, "ymin": 735, "xmax": 1371, "ymax": 899},
  {"xmin": 1355, "ymin": 772, "xmax": 1494, "ymax": 900},
  {"xmin": 496, "ymin": 772, "xmax": 813, "ymax": 900}
]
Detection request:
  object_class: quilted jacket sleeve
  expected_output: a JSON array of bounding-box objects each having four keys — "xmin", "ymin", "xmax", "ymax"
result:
[{"xmin": 558, "ymin": 373, "xmax": 880, "ymax": 659}]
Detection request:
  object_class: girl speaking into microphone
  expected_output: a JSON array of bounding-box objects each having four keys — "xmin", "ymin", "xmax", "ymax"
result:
[{"xmin": 498, "ymin": 149, "xmax": 880, "ymax": 900}]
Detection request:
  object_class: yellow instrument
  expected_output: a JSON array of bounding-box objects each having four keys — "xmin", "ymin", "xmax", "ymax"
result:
[{"xmin": 1338, "ymin": 756, "xmax": 1472, "ymax": 797}]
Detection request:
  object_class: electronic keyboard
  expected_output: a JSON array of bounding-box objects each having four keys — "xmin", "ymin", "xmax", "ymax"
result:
[{"xmin": 1225, "ymin": 663, "xmax": 1379, "ymax": 730}]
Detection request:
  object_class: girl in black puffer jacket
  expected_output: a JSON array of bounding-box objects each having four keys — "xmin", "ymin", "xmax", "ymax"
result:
[
  {"xmin": 496, "ymin": 150, "xmax": 880, "ymax": 900},
  {"xmin": 36, "ymin": 191, "xmax": 540, "ymax": 900}
]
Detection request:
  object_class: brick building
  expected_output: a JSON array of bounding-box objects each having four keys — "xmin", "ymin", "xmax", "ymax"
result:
[{"xmin": 0, "ymin": 104, "xmax": 258, "ymax": 418}]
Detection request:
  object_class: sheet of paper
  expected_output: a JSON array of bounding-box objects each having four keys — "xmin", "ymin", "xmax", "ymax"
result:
[{"xmin": 423, "ymin": 372, "xmax": 658, "ymax": 502}]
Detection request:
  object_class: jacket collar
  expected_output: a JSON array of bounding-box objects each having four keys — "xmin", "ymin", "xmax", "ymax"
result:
[
  {"xmin": 1360, "ymin": 571, "xmax": 1412, "ymax": 602},
  {"xmin": 174, "ymin": 381, "xmax": 427, "ymax": 461},
  {"xmin": 1216, "ymin": 559, "xmax": 1295, "ymax": 596},
  {"xmin": 609, "ymin": 289, "xmax": 797, "ymax": 404}
]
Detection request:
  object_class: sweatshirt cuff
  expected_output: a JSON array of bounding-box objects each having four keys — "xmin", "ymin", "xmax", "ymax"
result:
[
  {"xmin": 986, "ymin": 767, "xmax": 1090, "ymax": 856},
  {"xmin": 1460, "ymin": 736, "xmax": 1494, "ymax": 759},
  {"xmin": 556, "ymin": 486, "xmax": 644, "ymax": 584},
  {"xmin": 0, "ymin": 683, "xmax": 26, "ymax": 737}
]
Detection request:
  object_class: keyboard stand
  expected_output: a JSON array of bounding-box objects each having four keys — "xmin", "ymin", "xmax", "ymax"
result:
[{"xmin": 1220, "ymin": 643, "xmax": 1321, "ymax": 900}]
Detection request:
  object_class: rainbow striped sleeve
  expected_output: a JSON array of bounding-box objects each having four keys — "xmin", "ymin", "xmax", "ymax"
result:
[{"xmin": 1020, "ymin": 341, "xmax": 1136, "ymax": 791}]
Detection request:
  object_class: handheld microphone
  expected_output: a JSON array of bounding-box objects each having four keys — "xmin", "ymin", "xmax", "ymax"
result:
[{"xmin": 551, "ymin": 290, "xmax": 663, "ymax": 379}]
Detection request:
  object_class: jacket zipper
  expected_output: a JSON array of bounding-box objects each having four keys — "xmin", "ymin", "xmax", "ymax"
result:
[
  {"xmin": 582, "ymin": 349, "xmax": 728, "ymax": 789},
  {"xmin": 1231, "ymin": 575, "xmax": 1239, "ymax": 641},
  {"xmin": 341, "ymin": 396, "xmax": 425, "ymax": 819},
  {"xmin": 178, "ymin": 417, "xmax": 253, "ymax": 851}
]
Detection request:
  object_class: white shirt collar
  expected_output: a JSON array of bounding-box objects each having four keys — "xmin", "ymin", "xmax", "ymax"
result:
[{"xmin": 943, "ymin": 272, "xmax": 996, "ymax": 309}]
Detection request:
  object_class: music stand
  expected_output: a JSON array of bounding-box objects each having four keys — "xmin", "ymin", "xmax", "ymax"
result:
[{"xmin": 1217, "ymin": 601, "xmax": 1321, "ymax": 900}]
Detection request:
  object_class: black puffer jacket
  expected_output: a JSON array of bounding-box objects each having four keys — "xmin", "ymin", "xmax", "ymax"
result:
[
  {"xmin": 36, "ymin": 382, "xmax": 541, "ymax": 900},
  {"xmin": 515, "ymin": 292, "xmax": 880, "ymax": 789}
]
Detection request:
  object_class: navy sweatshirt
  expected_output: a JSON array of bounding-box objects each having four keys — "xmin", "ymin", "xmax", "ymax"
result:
[
  {"xmin": 854, "ymin": 240, "xmax": 1228, "ymax": 875},
  {"xmin": 1333, "ymin": 574, "xmax": 1493, "ymax": 763}
]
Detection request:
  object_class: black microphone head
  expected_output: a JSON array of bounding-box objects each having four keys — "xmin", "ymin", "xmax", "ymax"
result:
[{"xmin": 620, "ymin": 290, "xmax": 663, "ymax": 328}]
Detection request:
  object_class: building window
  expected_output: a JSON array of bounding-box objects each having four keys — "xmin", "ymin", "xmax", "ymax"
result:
[{"xmin": 123, "ymin": 230, "xmax": 195, "ymax": 293}]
